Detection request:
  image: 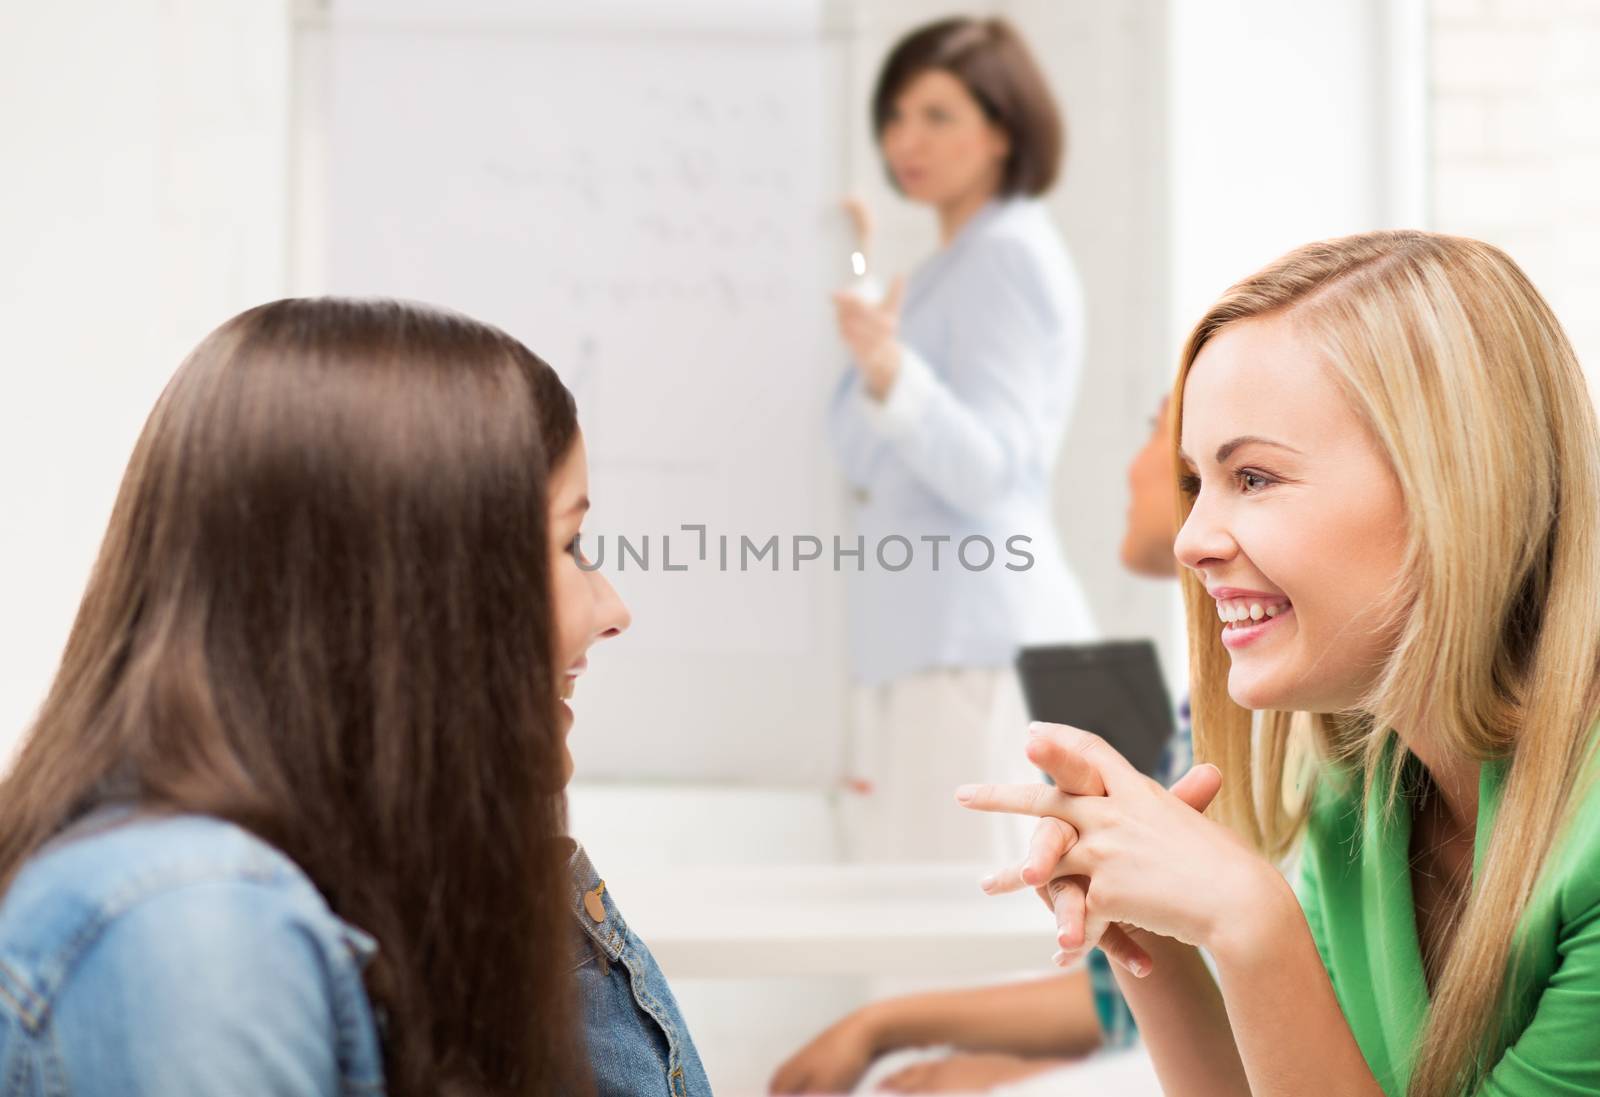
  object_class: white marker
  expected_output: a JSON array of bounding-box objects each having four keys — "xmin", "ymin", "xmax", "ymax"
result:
[
  {"xmin": 846, "ymin": 249, "xmax": 885, "ymax": 305},
  {"xmin": 842, "ymin": 197, "xmax": 885, "ymax": 304}
]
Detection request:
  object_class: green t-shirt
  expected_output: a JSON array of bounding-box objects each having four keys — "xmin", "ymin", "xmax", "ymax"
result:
[{"xmin": 1298, "ymin": 735, "xmax": 1600, "ymax": 1094}]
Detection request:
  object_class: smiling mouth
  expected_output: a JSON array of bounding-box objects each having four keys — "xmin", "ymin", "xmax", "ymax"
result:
[
  {"xmin": 1215, "ymin": 598, "xmax": 1294, "ymax": 650},
  {"xmin": 1215, "ymin": 596, "xmax": 1292, "ymax": 629},
  {"xmin": 560, "ymin": 676, "xmax": 577, "ymax": 701}
]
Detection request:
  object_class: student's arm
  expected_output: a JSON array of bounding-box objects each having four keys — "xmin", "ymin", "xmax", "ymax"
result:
[
  {"xmin": 768, "ymin": 969, "xmax": 1102, "ymax": 1095},
  {"xmin": 1104, "ymin": 876, "xmax": 1381, "ymax": 1097},
  {"xmin": 875, "ymin": 1052, "xmax": 1076, "ymax": 1093},
  {"xmin": 870, "ymin": 968, "xmax": 1105, "ymax": 1058},
  {"xmin": 855, "ymin": 236, "xmax": 1070, "ymax": 517},
  {"xmin": 1095, "ymin": 930, "xmax": 1247, "ymax": 1097}
]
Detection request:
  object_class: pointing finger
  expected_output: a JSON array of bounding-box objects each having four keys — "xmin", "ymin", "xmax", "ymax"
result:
[{"xmin": 955, "ymin": 781, "xmax": 1068, "ymax": 819}]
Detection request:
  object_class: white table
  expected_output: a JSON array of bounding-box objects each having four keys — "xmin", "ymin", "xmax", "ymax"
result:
[{"xmin": 603, "ymin": 862, "xmax": 1060, "ymax": 979}]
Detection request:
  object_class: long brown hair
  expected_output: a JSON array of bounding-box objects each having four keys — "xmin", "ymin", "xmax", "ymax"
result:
[{"xmin": 0, "ymin": 298, "xmax": 588, "ymax": 1095}]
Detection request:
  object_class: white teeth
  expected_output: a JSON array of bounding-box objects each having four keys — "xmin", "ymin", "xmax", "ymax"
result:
[{"xmin": 1215, "ymin": 597, "xmax": 1290, "ymax": 626}]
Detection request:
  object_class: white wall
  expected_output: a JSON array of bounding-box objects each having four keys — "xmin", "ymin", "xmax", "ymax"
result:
[
  {"xmin": 1169, "ymin": 0, "xmax": 1420, "ymax": 335},
  {"xmin": 1428, "ymin": 0, "xmax": 1600, "ymax": 386},
  {"xmin": 0, "ymin": 0, "xmax": 291, "ymax": 764}
]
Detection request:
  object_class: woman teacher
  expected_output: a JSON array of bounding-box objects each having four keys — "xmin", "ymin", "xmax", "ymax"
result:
[{"xmin": 829, "ymin": 16, "xmax": 1096, "ymax": 862}]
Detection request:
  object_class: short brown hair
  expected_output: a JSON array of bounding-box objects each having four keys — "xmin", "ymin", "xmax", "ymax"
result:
[{"xmin": 872, "ymin": 16, "xmax": 1064, "ymax": 197}]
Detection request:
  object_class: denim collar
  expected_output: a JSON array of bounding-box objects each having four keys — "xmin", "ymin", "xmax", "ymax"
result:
[{"xmin": 564, "ymin": 839, "xmax": 626, "ymax": 960}]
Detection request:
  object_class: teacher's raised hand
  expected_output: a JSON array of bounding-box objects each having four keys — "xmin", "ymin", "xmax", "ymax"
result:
[
  {"xmin": 832, "ymin": 276, "xmax": 906, "ymax": 401},
  {"xmin": 956, "ymin": 723, "xmax": 1263, "ymax": 977}
]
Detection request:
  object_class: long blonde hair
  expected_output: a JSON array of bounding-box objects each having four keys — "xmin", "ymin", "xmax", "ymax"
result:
[{"xmin": 1175, "ymin": 231, "xmax": 1600, "ymax": 1096}]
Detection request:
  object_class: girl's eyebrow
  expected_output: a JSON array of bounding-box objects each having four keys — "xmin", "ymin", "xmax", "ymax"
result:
[
  {"xmin": 1178, "ymin": 436, "xmax": 1305, "ymax": 466},
  {"xmin": 564, "ymin": 496, "xmax": 590, "ymax": 518}
]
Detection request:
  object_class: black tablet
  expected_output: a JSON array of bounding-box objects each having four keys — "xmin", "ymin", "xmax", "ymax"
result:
[{"xmin": 1014, "ymin": 640, "xmax": 1177, "ymax": 780}]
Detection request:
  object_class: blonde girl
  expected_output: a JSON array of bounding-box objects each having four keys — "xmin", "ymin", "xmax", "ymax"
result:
[{"xmin": 961, "ymin": 230, "xmax": 1600, "ymax": 1095}]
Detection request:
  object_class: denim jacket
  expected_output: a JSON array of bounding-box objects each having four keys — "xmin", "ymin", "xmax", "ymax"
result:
[
  {"xmin": 0, "ymin": 807, "xmax": 711, "ymax": 1097},
  {"xmin": 0, "ymin": 806, "xmax": 386, "ymax": 1097},
  {"xmin": 566, "ymin": 842, "xmax": 712, "ymax": 1097}
]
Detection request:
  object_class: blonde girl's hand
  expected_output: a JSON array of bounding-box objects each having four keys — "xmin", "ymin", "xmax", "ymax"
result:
[
  {"xmin": 1023, "ymin": 766, "xmax": 1221, "ymax": 976},
  {"xmin": 957, "ymin": 723, "xmax": 1257, "ymax": 973},
  {"xmin": 975, "ymin": 744, "xmax": 1149, "ymax": 974},
  {"xmin": 832, "ymin": 276, "xmax": 906, "ymax": 400}
]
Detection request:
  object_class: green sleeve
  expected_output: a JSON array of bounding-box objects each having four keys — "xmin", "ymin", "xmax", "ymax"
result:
[{"xmin": 1479, "ymin": 895, "xmax": 1600, "ymax": 1095}]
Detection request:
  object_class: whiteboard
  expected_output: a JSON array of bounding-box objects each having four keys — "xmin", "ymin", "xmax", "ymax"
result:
[{"xmin": 293, "ymin": 1, "xmax": 854, "ymax": 782}]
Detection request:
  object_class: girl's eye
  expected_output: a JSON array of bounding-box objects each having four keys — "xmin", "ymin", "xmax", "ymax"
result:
[
  {"xmin": 567, "ymin": 534, "xmax": 586, "ymax": 561},
  {"xmin": 1236, "ymin": 469, "xmax": 1273, "ymax": 493},
  {"xmin": 1181, "ymin": 468, "xmax": 1277, "ymax": 497}
]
